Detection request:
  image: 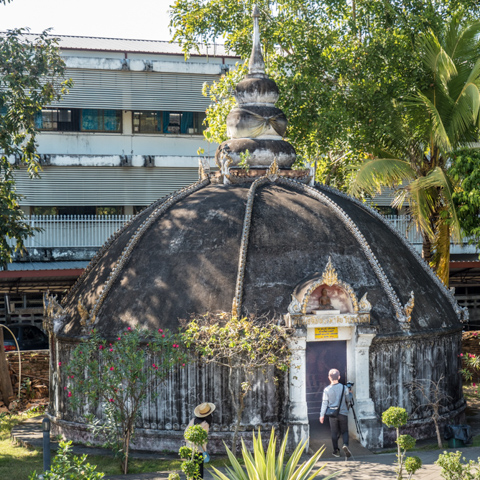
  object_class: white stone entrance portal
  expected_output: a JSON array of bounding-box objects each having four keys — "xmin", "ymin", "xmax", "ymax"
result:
[{"xmin": 285, "ymin": 257, "xmax": 381, "ymax": 450}]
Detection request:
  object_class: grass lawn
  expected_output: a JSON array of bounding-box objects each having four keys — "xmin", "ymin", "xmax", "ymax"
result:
[{"xmin": 0, "ymin": 409, "xmax": 236, "ymax": 479}]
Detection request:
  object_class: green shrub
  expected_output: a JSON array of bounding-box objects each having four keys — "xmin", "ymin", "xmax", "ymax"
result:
[
  {"xmin": 382, "ymin": 407, "xmax": 421, "ymax": 480},
  {"xmin": 435, "ymin": 451, "xmax": 480, "ymax": 480},
  {"xmin": 405, "ymin": 457, "xmax": 422, "ymax": 476},
  {"xmin": 180, "ymin": 425, "xmax": 209, "ymax": 480},
  {"xmin": 382, "ymin": 407, "xmax": 409, "ymax": 428},
  {"xmin": 29, "ymin": 441, "xmax": 104, "ymax": 480}
]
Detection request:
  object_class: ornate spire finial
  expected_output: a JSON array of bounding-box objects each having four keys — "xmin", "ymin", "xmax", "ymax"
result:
[
  {"xmin": 321, "ymin": 257, "xmax": 338, "ymax": 286},
  {"xmin": 248, "ymin": 5, "xmax": 266, "ymax": 77}
]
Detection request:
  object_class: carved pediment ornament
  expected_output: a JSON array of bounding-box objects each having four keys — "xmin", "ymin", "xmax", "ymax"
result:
[
  {"xmin": 403, "ymin": 291, "xmax": 415, "ymax": 322},
  {"xmin": 321, "ymin": 257, "xmax": 338, "ymax": 286},
  {"xmin": 395, "ymin": 291, "xmax": 415, "ymax": 331},
  {"xmin": 288, "ymin": 294, "xmax": 302, "ymax": 315},
  {"xmin": 43, "ymin": 291, "xmax": 66, "ymax": 334},
  {"xmin": 198, "ymin": 158, "xmax": 210, "ymax": 180},
  {"xmin": 267, "ymin": 157, "xmax": 280, "ymax": 181},
  {"xmin": 297, "ymin": 258, "xmax": 359, "ymax": 315},
  {"xmin": 232, "ymin": 297, "xmax": 239, "ymax": 318},
  {"xmin": 358, "ymin": 293, "xmax": 372, "ymax": 313}
]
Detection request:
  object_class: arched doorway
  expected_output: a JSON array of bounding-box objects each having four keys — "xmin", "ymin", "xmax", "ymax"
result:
[{"xmin": 306, "ymin": 340, "xmax": 347, "ymax": 450}]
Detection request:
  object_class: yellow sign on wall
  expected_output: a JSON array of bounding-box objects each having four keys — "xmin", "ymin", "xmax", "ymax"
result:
[{"xmin": 315, "ymin": 327, "xmax": 339, "ymax": 339}]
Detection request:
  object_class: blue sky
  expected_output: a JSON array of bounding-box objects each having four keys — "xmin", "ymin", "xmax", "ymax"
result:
[{"xmin": 0, "ymin": 0, "xmax": 174, "ymax": 41}]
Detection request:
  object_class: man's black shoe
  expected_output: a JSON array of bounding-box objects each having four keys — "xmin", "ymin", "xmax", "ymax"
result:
[
  {"xmin": 332, "ymin": 449, "xmax": 341, "ymax": 458},
  {"xmin": 342, "ymin": 445, "xmax": 352, "ymax": 458}
]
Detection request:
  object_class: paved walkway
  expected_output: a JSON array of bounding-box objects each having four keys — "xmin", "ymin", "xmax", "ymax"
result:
[{"xmin": 11, "ymin": 416, "xmax": 480, "ymax": 479}]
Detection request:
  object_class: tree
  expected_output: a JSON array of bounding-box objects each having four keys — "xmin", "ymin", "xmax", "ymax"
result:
[
  {"xmin": 64, "ymin": 327, "xmax": 187, "ymax": 474},
  {"xmin": 0, "ymin": 27, "xmax": 71, "ymax": 267},
  {"xmin": 170, "ymin": 0, "xmax": 479, "ymax": 192},
  {"xmin": 349, "ymin": 13, "xmax": 480, "ymax": 285},
  {"xmin": 179, "ymin": 425, "xmax": 209, "ymax": 480},
  {"xmin": 181, "ymin": 313, "xmax": 292, "ymax": 456},
  {"xmin": 409, "ymin": 375, "xmax": 452, "ymax": 449},
  {"xmin": 382, "ymin": 407, "xmax": 422, "ymax": 480},
  {"xmin": 450, "ymin": 148, "xmax": 480, "ymax": 251}
]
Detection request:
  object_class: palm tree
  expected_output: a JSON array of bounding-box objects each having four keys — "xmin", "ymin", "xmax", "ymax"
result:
[{"xmin": 349, "ymin": 13, "xmax": 480, "ymax": 285}]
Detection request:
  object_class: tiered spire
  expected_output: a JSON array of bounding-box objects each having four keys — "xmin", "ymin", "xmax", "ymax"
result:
[{"xmin": 214, "ymin": 5, "xmax": 296, "ymax": 171}]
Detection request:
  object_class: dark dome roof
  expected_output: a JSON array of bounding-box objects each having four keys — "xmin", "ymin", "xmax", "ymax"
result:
[{"xmin": 58, "ymin": 179, "xmax": 463, "ymax": 338}]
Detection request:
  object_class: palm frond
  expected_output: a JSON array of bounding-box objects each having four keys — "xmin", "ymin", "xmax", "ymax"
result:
[
  {"xmin": 447, "ymin": 19, "xmax": 480, "ymax": 64},
  {"xmin": 391, "ymin": 187, "xmax": 410, "ymax": 211},
  {"xmin": 349, "ymin": 158, "xmax": 415, "ymax": 197},
  {"xmin": 407, "ymin": 181, "xmax": 437, "ymax": 240},
  {"xmin": 420, "ymin": 30, "xmax": 457, "ymax": 86},
  {"xmin": 415, "ymin": 92, "xmax": 452, "ymax": 152},
  {"xmin": 449, "ymin": 81, "xmax": 480, "ymax": 144},
  {"xmin": 408, "ymin": 167, "xmax": 462, "ymax": 242}
]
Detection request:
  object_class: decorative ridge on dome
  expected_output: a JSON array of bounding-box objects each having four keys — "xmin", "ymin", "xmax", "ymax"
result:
[
  {"xmin": 248, "ymin": 5, "xmax": 267, "ymax": 78},
  {"xmin": 62, "ymin": 194, "xmax": 164, "ymax": 307},
  {"xmin": 229, "ymin": 161, "xmax": 412, "ymax": 327}
]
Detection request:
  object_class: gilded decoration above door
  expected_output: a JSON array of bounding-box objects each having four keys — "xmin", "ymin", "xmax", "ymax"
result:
[{"xmin": 286, "ymin": 257, "xmax": 372, "ymax": 328}]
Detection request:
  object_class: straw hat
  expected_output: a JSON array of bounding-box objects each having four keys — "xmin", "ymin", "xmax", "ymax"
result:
[{"xmin": 194, "ymin": 402, "xmax": 216, "ymax": 418}]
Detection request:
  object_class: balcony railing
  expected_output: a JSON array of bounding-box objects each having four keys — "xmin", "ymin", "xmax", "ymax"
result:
[
  {"xmin": 383, "ymin": 215, "xmax": 479, "ymax": 255},
  {"xmin": 14, "ymin": 215, "xmax": 133, "ymax": 249},
  {"xmin": 7, "ymin": 214, "xmax": 479, "ymax": 255}
]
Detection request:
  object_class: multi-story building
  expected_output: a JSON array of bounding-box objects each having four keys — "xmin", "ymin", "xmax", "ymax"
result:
[{"xmin": 0, "ymin": 34, "xmax": 238, "ymax": 324}]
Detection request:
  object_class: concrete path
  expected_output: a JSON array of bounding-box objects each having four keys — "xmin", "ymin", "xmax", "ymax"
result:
[{"xmin": 11, "ymin": 415, "xmax": 480, "ymax": 479}]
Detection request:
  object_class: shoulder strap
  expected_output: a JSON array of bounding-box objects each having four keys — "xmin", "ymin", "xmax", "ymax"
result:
[{"xmin": 339, "ymin": 384, "xmax": 344, "ymax": 404}]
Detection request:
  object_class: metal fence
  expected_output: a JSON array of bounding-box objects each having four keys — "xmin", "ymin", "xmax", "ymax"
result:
[
  {"xmin": 7, "ymin": 214, "xmax": 479, "ymax": 254},
  {"xmin": 383, "ymin": 215, "xmax": 479, "ymax": 254},
  {"xmin": 17, "ymin": 215, "xmax": 133, "ymax": 249}
]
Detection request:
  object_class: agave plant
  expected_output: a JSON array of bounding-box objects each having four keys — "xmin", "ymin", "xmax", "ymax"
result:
[{"xmin": 210, "ymin": 428, "xmax": 340, "ymax": 480}]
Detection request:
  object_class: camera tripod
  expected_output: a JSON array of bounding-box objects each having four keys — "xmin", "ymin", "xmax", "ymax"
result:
[{"xmin": 347, "ymin": 394, "xmax": 364, "ymax": 443}]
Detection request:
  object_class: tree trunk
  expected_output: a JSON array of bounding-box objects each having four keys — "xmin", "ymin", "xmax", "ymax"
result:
[
  {"xmin": 227, "ymin": 366, "xmax": 241, "ymax": 456},
  {"xmin": 0, "ymin": 328, "xmax": 14, "ymax": 404},
  {"xmin": 122, "ymin": 427, "xmax": 131, "ymax": 474},
  {"xmin": 434, "ymin": 418, "xmax": 443, "ymax": 449},
  {"xmin": 396, "ymin": 427, "xmax": 404, "ymax": 480},
  {"xmin": 421, "ymin": 234, "xmax": 432, "ymax": 265}
]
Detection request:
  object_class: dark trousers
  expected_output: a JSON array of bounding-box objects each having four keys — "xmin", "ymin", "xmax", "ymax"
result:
[{"xmin": 329, "ymin": 414, "xmax": 349, "ymax": 451}]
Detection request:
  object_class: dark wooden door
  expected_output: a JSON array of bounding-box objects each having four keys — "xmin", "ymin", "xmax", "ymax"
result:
[{"xmin": 306, "ymin": 341, "xmax": 347, "ymax": 421}]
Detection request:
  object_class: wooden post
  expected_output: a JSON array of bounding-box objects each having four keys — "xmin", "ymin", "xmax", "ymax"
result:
[{"xmin": 0, "ymin": 328, "xmax": 14, "ymax": 405}]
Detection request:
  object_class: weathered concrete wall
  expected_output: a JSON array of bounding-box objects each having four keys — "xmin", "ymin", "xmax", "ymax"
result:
[
  {"xmin": 52, "ymin": 338, "xmax": 288, "ymax": 453},
  {"xmin": 370, "ymin": 330, "xmax": 465, "ymax": 446}
]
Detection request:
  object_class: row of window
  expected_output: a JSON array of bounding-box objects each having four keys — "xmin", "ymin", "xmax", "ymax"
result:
[
  {"xmin": 34, "ymin": 108, "xmax": 206, "ymax": 134},
  {"xmin": 31, "ymin": 206, "xmax": 146, "ymax": 216}
]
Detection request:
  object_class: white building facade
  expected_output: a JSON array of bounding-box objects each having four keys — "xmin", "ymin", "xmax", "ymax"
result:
[{"xmin": 13, "ymin": 36, "xmax": 236, "ymax": 218}]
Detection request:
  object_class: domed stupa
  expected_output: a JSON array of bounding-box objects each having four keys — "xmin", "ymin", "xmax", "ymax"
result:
[{"xmin": 45, "ymin": 6, "xmax": 467, "ymax": 452}]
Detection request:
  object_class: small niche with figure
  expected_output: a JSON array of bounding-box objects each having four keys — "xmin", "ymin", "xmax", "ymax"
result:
[{"xmin": 306, "ymin": 284, "xmax": 354, "ymax": 315}]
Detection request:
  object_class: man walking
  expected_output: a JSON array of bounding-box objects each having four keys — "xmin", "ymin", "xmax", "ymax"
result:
[{"xmin": 319, "ymin": 368, "xmax": 352, "ymax": 458}]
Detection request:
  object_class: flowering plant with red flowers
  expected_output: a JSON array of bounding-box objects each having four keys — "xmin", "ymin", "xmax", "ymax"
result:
[{"xmin": 64, "ymin": 326, "xmax": 187, "ymax": 474}]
